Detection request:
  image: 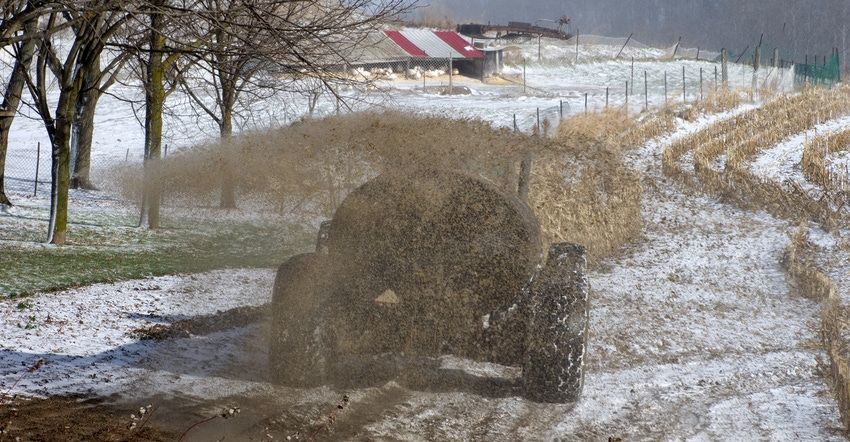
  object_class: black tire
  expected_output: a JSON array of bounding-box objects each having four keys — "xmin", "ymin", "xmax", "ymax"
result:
[
  {"xmin": 269, "ymin": 253, "xmax": 329, "ymax": 387},
  {"xmin": 522, "ymin": 243, "xmax": 589, "ymax": 403}
]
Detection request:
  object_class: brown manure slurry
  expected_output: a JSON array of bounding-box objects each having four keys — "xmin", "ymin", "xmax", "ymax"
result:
[{"xmin": 3, "ymin": 108, "xmax": 847, "ymax": 440}]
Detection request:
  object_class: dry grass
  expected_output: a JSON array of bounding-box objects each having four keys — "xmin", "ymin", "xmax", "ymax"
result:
[
  {"xmin": 555, "ymin": 106, "xmax": 678, "ymax": 150},
  {"xmin": 782, "ymin": 224, "xmax": 837, "ymax": 302},
  {"xmin": 539, "ymin": 105, "xmax": 705, "ymax": 262},
  {"xmin": 663, "ymin": 85, "xmax": 850, "ymax": 226},
  {"xmin": 528, "ymin": 146, "xmax": 642, "ymax": 262},
  {"xmin": 781, "ymin": 225, "xmax": 850, "ymax": 431},
  {"xmin": 802, "ymin": 129, "xmax": 850, "ymax": 192},
  {"xmin": 151, "ymin": 112, "xmax": 533, "ymax": 217},
  {"xmin": 622, "ymin": 109, "xmax": 680, "ymax": 147},
  {"xmin": 529, "ymin": 108, "xmax": 654, "ymax": 261},
  {"xmin": 556, "ymin": 108, "xmax": 636, "ymax": 143},
  {"xmin": 726, "ymin": 87, "xmax": 850, "ymax": 169},
  {"xmin": 681, "ymin": 86, "xmax": 744, "ymax": 121},
  {"xmin": 822, "ymin": 297, "xmax": 850, "ymax": 433}
]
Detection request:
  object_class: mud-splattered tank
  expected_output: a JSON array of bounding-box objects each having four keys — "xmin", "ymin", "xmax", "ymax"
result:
[{"xmin": 269, "ymin": 167, "xmax": 589, "ymax": 403}]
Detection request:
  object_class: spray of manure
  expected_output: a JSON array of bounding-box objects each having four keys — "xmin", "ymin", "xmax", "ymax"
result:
[
  {"xmin": 50, "ymin": 110, "xmax": 651, "ymax": 437},
  {"xmin": 112, "ymin": 111, "xmax": 643, "ymax": 263}
]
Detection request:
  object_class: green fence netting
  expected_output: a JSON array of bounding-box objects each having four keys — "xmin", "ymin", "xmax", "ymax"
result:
[{"xmin": 795, "ymin": 53, "xmax": 841, "ymax": 87}]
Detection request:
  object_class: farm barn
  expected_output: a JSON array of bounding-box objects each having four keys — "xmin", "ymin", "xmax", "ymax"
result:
[{"xmin": 346, "ymin": 29, "xmax": 503, "ymax": 81}]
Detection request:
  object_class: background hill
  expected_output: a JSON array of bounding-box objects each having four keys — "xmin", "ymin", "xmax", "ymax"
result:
[{"xmin": 424, "ymin": 0, "xmax": 848, "ymax": 70}]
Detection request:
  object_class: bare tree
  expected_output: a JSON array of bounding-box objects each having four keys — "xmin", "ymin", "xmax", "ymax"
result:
[
  {"xmin": 139, "ymin": 0, "xmax": 167, "ymax": 229},
  {"xmin": 0, "ymin": 0, "xmax": 40, "ymax": 207},
  {"xmin": 173, "ymin": 0, "xmax": 414, "ymax": 209},
  {"xmin": 71, "ymin": 41, "xmax": 131, "ymax": 190},
  {"xmin": 0, "ymin": 0, "xmax": 81, "ymax": 207},
  {"xmin": 8, "ymin": 0, "xmax": 412, "ymax": 230},
  {"xmin": 177, "ymin": 0, "xmax": 273, "ymax": 209},
  {"xmin": 24, "ymin": 2, "xmax": 132, "ymax": 243},
  {"xmin": 134, "ymin": 0, "xmax": 203, "ymax": 229}
]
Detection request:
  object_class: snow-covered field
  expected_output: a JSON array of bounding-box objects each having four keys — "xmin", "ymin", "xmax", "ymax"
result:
[{"xmin": 2, "ymin": 37, "xmax": 849, "ymax": 440}]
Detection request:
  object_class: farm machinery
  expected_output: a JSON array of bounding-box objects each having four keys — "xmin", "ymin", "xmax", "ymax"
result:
[
  {"xmin": 457, "ymin": 16, "xmax": 572, "ymax": 40},
  {"xmin": 269, "ymin": 167, "xmax": 589, "ymax": 403}
]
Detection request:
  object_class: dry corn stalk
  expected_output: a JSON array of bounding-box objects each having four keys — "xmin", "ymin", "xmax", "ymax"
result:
[
  {"xmin": 802, "ymin": 129, "xmax": 850, "ymax": 192},
  {"xmin": 781, "ymin": 225, "xmax": 850, "ymax": 429},
  {"xmin": 663, "ymin": 85, "xmax": 850, "ymax": 225}
]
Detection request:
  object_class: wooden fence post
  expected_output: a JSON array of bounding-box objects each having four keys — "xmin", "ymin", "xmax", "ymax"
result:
[
  {"xmin": 449, "ymin": 55, "xmax": 453, "ymax": 95},
  {"xmin": 536, "ymin": 107, "xmax": 541, "ymax": 133},
  {"xmin": 523, "ymin": 58, "xmax": 527, "ymax": 94},
  {"xmin": 517, "ymin": 151, "xmax": 532, "ymax": 202},
  {"xmin": 753, "ymin": 44, "xmax": 762, "ymax": 93},
  {"xmin": 615, "ymin": 33, "xmax": 633, "ymax": 59},
  {"xmin": 575, "ymin": 29, "xmax": 579, "ymax": 62}
]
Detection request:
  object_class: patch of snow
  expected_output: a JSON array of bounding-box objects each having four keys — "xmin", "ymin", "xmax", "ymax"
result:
[
  {"xmin": 750, "ymin": 115, "xmax": 850, "ymax": 190},
  {"xmin": 0, "ymin": 36, "xmax": 846, "ymax": 439}
]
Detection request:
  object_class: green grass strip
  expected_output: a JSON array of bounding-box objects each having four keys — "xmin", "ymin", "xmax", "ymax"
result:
[{"xmin": 0, "ymin": 206, "xmax": 312, "ymax": 297}]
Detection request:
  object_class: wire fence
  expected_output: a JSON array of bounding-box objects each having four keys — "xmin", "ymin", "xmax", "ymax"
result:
[
  {"xmin": 3, "ymin": 143, "xmax": 49, "ymax": 197},
  {"xmin": 345, "ymin": 50, "xmax": 796, "ymax": 136},
  {"xmin": 487, "ymin": 33, "xmax": 826, "ymax": 95},
  {"xmin": 0, "ymin": 35, "xmax": 834, "ymax": 207},
  {"xmin": 490, "ymin": 34, "xmax": 722, "ymax": 66},
  {"xmin": 4, "ymin": 143, "xmax": 139, "ymax": 198},
  {"xmin": 500, "ymin": 59, "xmax": 794, "ymax": 132}
]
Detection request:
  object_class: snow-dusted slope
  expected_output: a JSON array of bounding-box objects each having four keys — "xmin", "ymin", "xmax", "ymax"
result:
[{"xmin": 1, "ymin": 37, "xmax": 847, "ymax": 440}]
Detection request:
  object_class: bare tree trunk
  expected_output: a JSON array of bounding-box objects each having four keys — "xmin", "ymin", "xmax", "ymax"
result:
[
  {"xmin": 72, "ymin": 94, "xmax": 97, "ymax": 189},
  {"xmin": 0, "ymin": 117, "xmax": 14, "ymax": 206},
  {"xmin": 34, "ymin": 73, "xmax": 74, "ymax": 246},
  {"xmin": 42, "ymin": 46, "xmax": 82, "ymax": 245},
  {"xmin": 219, "ymin": 105, "xmax": 237, "ymax": 209},
  {"xmin": 0, "ymin": 15, "xmax": 38, "ymax": 206},
  {"xmin": 71, "ymin": 56, "xmax": 100, "ymax": 190},
  {"xmin": 50, "ymin": 104, "xmax": 74, "ymax": 244},
  {"xmin": 218, "ymin": 58, "xmax": 236, "ymax": 209},
  {"xmin": 143, "ymin": 0, "xmax": 166, "ymax": 229},
  {"xmin": 72, "ymin": 46, "xmax": 127, "ymax": 191},
  {"xmin": 27, "ymin": 14, "xmax": 81, "ymax": 245}
]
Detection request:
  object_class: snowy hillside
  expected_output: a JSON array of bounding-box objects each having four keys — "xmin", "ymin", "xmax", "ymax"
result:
[{"xmin": 1, "ymin": 36, "xmax": 849, "ymax": 440}]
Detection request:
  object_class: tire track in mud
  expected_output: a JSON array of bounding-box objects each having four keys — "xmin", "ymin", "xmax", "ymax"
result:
[
  {"xmin": 104, "ymin": 179, "xmax": 842, "ymax": 441},
  {"xmin": 233, "ymin": 178, "xmax": 841, "ymax": 441},
  {"xmin": 326, "ymin": 383, "xmax": 414, "ymax": 440}
]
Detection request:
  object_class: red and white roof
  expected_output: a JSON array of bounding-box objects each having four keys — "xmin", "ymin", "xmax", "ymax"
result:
[{"xmin": 384, "ymin": 30, "xmax": 485, "ymax": 59}]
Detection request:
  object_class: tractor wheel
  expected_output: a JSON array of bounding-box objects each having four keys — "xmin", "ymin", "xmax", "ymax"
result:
[
  {"xmin": 522, "ymin": 243, "xmax": 589, "ymax": 403},
  {"xmin": 269, "ymin": 252, "xmax": 328, "ymax": 387}
]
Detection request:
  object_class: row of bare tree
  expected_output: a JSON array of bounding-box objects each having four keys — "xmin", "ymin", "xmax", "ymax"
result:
[{"xmin": 0, "ymin": 0, "xmax": 412, "ymax": 244}]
